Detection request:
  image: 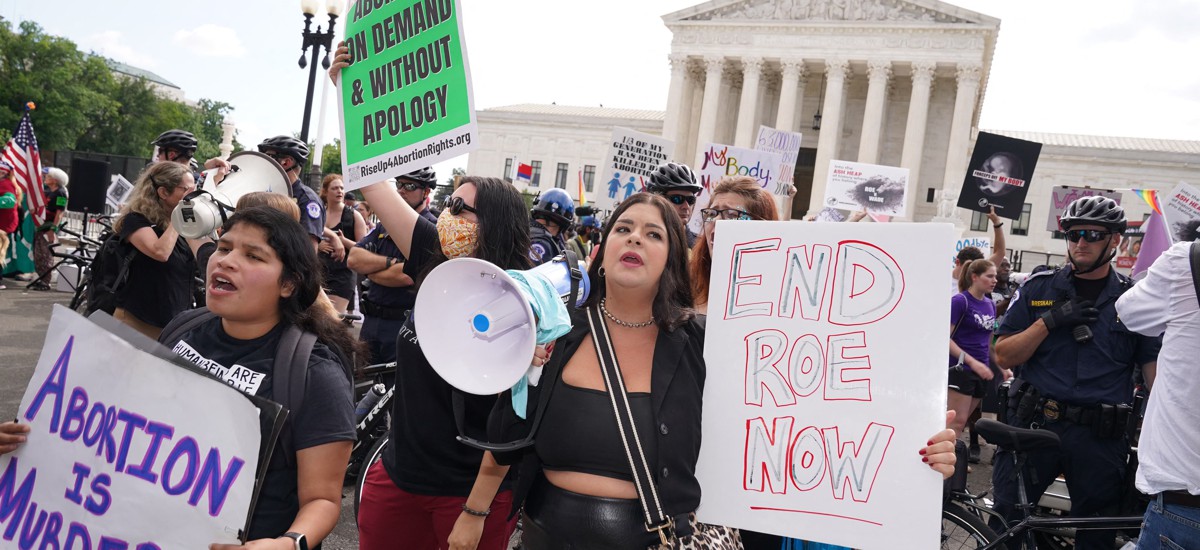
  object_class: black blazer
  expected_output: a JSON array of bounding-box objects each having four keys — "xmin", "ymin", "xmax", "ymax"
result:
[{"xmin": 489, "ymin": 308, "xmax": 707, "ymax": 519}]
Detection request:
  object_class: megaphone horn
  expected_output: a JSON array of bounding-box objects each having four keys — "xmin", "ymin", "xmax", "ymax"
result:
[
  {"xmin": 415, "ymin": 254, "xmax": 590, "ymax": 395},
  {"xmin": 171, "ymin": 151, "xmax": 292, "ymax": 239}
]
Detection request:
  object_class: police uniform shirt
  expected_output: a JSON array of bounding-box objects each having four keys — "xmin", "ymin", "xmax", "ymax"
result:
[
  {"xmin": 529, "ymin": 221, "xmax": 564, "ymax": 266},
  {"xmin": 997, "ymin": 266, "xmax": 1160, "ymax": 405},
  {"xmin": 172, "ymin": 317, "xmax": 354, "ymax": 539},
  {"xmin": 291, "ymin": 179, "xmax": 326, "ymax": 242},
  {"xmin": 355, "ymin": 208, "xmax": 437, "ymax": 312}
]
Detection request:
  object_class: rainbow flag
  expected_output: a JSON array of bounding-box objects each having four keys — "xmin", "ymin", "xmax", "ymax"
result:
[
  {"xmin": 577, "ymin": 169, "xmax": 588, "ymax": 206},
  {"xmin": 1131, "ymin": 189, "xmax": 1163, "ymax": 215}
]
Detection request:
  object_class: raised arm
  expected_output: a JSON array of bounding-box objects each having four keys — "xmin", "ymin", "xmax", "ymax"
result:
[
  {"xmin": 988, "ymin": 207, "xmax": 1007, "ymax": 265},
  {"xmin": 360, "ymin": 181, "xmax": 421, "ymax": 259}
]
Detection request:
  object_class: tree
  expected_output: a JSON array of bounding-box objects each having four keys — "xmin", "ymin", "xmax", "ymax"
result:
[
  {"xmin": 320, "ymin": 138, "xmax": 342, "ymax": 175},
  {"xmin": 431, "ymin": 167, "xmax": 465, "ymax": 207}
]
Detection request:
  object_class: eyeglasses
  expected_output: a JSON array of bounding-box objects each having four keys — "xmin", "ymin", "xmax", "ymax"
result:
[
  {"xmin": 664, "ymin": 194, "xmax": 697, "ymax": 206},
  {"xmin": 399, "ymin": 182, "xmax": 425, "ymax": 192},
  {"xmin": 700, "ymin": 207, "xmax": 753, "ymax": 222},
  {"xmin": 443, "ymin": 196, "xmax": 477, "ymax": 216},
  {"xmin": 1065, "ymin": 229, "xmax": 1113, "ymax": 243}
]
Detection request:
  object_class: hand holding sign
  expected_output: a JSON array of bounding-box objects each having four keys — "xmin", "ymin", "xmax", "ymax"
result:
[{"xmin": 0, "ymin": 421, "xmax": 30, "ymax": 454}]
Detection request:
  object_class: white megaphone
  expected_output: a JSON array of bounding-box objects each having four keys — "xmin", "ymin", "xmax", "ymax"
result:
[
  {"xmin": 414, "ymin": 253, "xmax": 590, "ymax": 395},
  {"xmin": 171, "ymin": 151, "xmax": 292, "ymax": 239}
]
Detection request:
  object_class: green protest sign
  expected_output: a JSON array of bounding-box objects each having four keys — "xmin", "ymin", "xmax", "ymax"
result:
[{"xmin": 338, "ymin": 0, "xmax": 477, "ymax": 189}]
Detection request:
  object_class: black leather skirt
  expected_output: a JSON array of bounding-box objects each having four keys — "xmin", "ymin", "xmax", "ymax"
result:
[{"xmin": 522, "ymin": 475, "xmax": 661, "ymax": 550}]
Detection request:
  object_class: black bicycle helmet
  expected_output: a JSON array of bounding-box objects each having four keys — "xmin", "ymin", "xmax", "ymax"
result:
[
  {"xmin": 647, "ymin": 162, "xmax": 701, "ymax": 194},
  {"xmin": 397, "ymin": 167, "xmax": 438, "ymax": 188},
  {"xmin": 152, "ymin": 129, "xmax": 198, "ymax": 154},
  {"xmin": 531, "ymin": 188, "xmax": 576, "ymax": 227},
  {"xmin": 1059, "ymin": 196, "xmax": 1127, "ymax": 232},
  {"xmin": 257, "ymin": 135, "xmax": 310, "ymax": 165}
]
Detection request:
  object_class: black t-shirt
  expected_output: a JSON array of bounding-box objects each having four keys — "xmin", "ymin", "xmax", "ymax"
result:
[
  {"xmin": 171, "ymin": 316, "xmax": 355, "ymax": 540},
  {"xmin": 44, "ymin": 187, "xmax": 68, "ymax": 218},
  {"xmin": 116, "ymin": 212, "xmax": 196, "ymax": 327},
  {"xmin": 381, "ymin": 217, "xmax": 507, "ymax": 495}
]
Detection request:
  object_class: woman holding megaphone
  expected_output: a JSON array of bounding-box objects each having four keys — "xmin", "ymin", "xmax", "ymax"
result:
[{"xmin": 357, "ymin": 175, "xmax": 532, "ymax": 550}]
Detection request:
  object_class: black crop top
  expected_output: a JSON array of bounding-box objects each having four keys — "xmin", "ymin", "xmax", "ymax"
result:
[{"xmin": 535, "ymin": 378, "xmax": 659, "ymax": 482}]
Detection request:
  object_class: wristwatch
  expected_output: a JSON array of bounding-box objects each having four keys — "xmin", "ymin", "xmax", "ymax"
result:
[{"xmin": 282, "ymin": 532, "xmax": 307, "ymax": 550}]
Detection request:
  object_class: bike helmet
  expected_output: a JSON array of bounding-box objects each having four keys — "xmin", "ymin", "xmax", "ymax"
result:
[
  {"xmin": 580, "ymin": 215, "xmax": 601, "ymax": 230},
  {"xmin": 647, "ymin": 162, "xmax": 701, "ymax": 194},
  {"xmin": 151, "ymin": 129, "xmax": 198, "ymax": 154},
  {"xmin": 531, "ymin": 188, "xmax": 575, "ymax": 227},
  {"xmin": 1059, "ymin": 196, "xmax": 1126, "ymax": 232},
  {"xmin": 257, "ymin": 135, "xmax": 310, "ymax": 165},
  {"xmin": 397, "ymin": 167, "xmax": 438, "ymax": 188}
]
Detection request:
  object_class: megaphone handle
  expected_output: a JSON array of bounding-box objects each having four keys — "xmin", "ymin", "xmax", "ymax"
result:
[{"xmin": 450, "ymin": 347, "xmax": 565, "ymax": 453}]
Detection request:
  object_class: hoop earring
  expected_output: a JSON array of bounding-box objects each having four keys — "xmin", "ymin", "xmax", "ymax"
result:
[{"xmin": 598, "ymin": 267, "xmax": 606, "ymax": 277}]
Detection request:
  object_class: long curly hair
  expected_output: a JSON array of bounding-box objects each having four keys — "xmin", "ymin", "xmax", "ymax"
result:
[{"xmin": 115, "ymin": 161, "xmax": 190, "ymax": 233}]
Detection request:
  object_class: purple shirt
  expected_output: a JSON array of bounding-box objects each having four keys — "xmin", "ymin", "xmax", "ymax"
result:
[{"xmin": 950, "ymin": 291, "xmax": 996, "ymax": 367}]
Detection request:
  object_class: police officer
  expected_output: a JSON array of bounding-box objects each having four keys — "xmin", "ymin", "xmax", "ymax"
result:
[
  {"xmin": 256, "ymin": 136, "xmax": 336, "ymax": 253},
  {"xmin": 990, "ymin": 196, "xmax": 1160, "ymax": 550},
  {"xmin": 646, "ymin": 161, "xmax": 702, "ymax": 247},
  {"xmin": 346, "ymin": 168, "xmax": 438, "ymax": 364},
  {"xmin": 528, "ymin": 187, "xmax": 574, "ymax": 266},
  {"xmin": 151, "ymin": 129, "xmax": 230, "ymax": 183}
]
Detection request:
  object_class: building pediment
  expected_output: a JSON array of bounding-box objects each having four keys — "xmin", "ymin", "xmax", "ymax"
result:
[{"xmin": 665, "ymin": 0, "xmax": 998, "ymax": 26}]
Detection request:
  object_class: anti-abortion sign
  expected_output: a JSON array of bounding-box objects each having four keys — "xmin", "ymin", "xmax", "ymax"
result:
[
  {"xmin": 1046, "ymin": 186, "xmax": 1121, "ymax": 232},
  {"xmin": 1162, "ymin": 182, "xmax": 1200, "ymax": 242},
  {"xmin": 688, "ymin": 144, "xmax": 783, "ymax": 234},
  {"xmin": 755, "ymin": 126, "xmax": 803, "ymax": 195},
  {"xmin": 822, "ymin": 160, "xmax": 910, "ymax": 218},
  {"xmin": 696, "ymin": 222, "xmax": 953, "ymax": 549},
  {"xmin": 593, "ymin": 127, "xmax": 674, "ymax": 214},
  {"xmin": 338, "ymin": 0, "xmax": 477, "ymax": 190},
  {"xmin": 2, "ymin": 306, "xmax": 264, "ymax": 548},
  {"xmin": 957, "ymin": 132, "xmax": 1042, "ymax": 220}
]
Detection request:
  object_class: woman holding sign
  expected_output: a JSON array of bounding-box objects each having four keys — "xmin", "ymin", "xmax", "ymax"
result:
[{"xmin": 689, "ymin": 176, "xmax": 780, "ymax": 315}]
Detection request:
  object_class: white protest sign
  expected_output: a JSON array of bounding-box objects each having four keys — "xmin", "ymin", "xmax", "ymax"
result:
[
  {"xmin": 1046, "ymin": 186, "xmax": 1121, "ymax": 232},
  {"xmin": 1162, "ymin": 182, "xmax": 1200, "ymax": 242},
  {"xmin": 822, "ymin": 160, "xmax": 910, "ymax": 217},
  {"xmin": 2, "ymin": 306, "xmax": 263, "ymax": 548},
  {"xmin": 953, "ymin": 236, "xmax": 992, "ymax": 270},
  {"xmin": 105, "ymin": 175, "xmax": 134, "ymax": 209},
  {"xmin": 688, "ymin": 144, "xmax": 784, "ymax": 234},
  {"xmin": 696, "ymin": 221, "xmax": 952, "ymax": 549},
  {"xmin": 592, "ymin": 127, "xmax": 674, "ymax": 215},
  {"xmin": 755, "ymin": 126, "xmax": 803, "ymax": 195}
]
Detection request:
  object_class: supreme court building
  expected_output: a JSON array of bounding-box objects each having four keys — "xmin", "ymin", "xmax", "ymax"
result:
[{"xmin": 465, "ymin": 0, "xmax": 1200, "ymax": 269}]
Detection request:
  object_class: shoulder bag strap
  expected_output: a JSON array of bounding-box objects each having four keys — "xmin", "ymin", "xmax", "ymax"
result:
[
  {"xmin": 586, "ymin": 306, "xmax": 674, "ymax": 543},
  {"xmin": 950, "ymin": 293, "xmax": 969, "ymax": 338}
]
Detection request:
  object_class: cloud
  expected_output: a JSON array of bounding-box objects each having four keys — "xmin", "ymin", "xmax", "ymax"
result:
[
  {"xmin": 83, "ymin": 31, "xmax": 157, "ymax": 68},
  {"xmin": 172, "ymin": 24, "xmax": 247, "ymax": 58}
]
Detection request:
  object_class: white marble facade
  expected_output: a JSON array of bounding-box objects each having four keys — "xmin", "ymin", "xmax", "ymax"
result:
[{"xmin": 466, "ymin": 0, "xmax": 1200, "ymax": 268}]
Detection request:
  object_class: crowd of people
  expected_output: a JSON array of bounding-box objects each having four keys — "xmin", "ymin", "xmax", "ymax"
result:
[{"xmin": 0, "ymin": 46, "xmax": 1195, "ymax": 550}]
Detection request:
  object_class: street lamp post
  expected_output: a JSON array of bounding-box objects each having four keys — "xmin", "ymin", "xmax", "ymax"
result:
[{"xmin": 298, "ymin": 0, "xmax": 342, "ymax": 145}]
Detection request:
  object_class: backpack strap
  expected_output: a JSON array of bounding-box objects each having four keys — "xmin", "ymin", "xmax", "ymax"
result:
[
  {"xmin": 272, "ymin": 324, "xmax": 316, "ymax": 469},
  {"xmin": 158, "ymin": 307, "xmax": 217, "ymax": 347},
  {"xmin": 1190, "ymin": 242, "xmax": 1200, "ymax": 309},
  {"xmin": 950, "ymin": 293, "xmax": 969, "ymax": 337}
]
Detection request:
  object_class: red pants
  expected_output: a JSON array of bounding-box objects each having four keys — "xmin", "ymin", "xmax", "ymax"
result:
[{"xmin": 357, "ymin": 460, "xmax": 517, "ymax": 550}]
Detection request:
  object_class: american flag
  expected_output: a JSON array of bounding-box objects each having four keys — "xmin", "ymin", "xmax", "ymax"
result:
[{"xmin": 2, "ymin": 112, "xmax": 47, "ymax": 225}]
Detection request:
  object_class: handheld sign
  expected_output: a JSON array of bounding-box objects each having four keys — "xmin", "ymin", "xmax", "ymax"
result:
[
  {"xmin": 822, "ymin": 159, "xmax": 910, "ymax": 218},
  {"xmin": 2, "ymin": 306, "xmax": 265, "ymax": 548},
  {"xmin": 592, "ymin": 127, "xmax": 675, "ymax": 215},
  {"xmin": 688, "ymin": 144, "xmax": 783, "ymax": 234},
  {"xmin": 695, "ymin": 221, "xmax": 953, "ymax": 549},
  {"xmin": 754, "ymin": 126, "xmax": 803, "ymax": 196},
  {"xmin": 1162, "ymin": 181, "xmax": 1200, "ymax": 242},
  {"xmin": 338, "ymin": 0, "xmax": 478, "ymax": 190},
  {"xmin": 956, "ymin": 132, "xmax": 1041, "ymax": 220},
  {"xmin": 1046, "ymin": 186, "xmax": 1121, "ymax": 232}
]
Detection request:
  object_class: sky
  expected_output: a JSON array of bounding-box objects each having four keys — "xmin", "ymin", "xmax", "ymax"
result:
[{"xmin": 3, "ymin": 0, "xmax": 1198, "ymax": 178}]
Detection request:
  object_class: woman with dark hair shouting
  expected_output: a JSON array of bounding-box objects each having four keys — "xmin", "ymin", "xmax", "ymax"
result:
[{"xmin": 357, "ymin": 176, "xmax": 532, "ymax": 550}]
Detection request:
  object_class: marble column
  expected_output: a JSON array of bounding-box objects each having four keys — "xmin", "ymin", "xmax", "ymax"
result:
[
  {"xmin": 694, "ymin": 56, "xmax": 726, "ymax": 164},
  {"xmin": 734, "ymin": 56, "xmax": 764, "ymax": 147},
  {"xmin": 808, "ymin": 58, "xmax": 851, "ymax": 215},
  {"xmin": 935, "ymin": 63, "xmax": 983, "ymax": 227},
  {"xmin": 857, "ymin": 59, "xmax": 892, "ymax": 164},
  {"xmin": 898, "ymin": 61, "xmax": 936, "ymax": 220},
  {"xmin": 662, "ymin": 54, "xmax": 689, "ymax": 145},
  {"xmin": 774, "ymin": 59, "xmax": 807, "ymax": 133}
]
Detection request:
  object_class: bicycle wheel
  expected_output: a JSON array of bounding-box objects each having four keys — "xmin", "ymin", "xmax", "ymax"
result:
[
  {"xmin": 943, "ymin": 502, "xmax": 1001, "ymax": 549},
  {"xmin": 354, "ymin": 432, "xmax": 389, "ymax": 523}
]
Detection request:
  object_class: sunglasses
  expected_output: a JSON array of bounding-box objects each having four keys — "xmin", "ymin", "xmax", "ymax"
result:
[
  {"xmin": 665, "ymin": 194, "xmax": 697, "ymax": 206},
  {"xmin": 700, "ymin": 207, "xmax": 753, "ymax": 222},
  {"xmin": 443, "ymin": 196, "xmax": 477, "ymax": 216},
  {"xmin": 264, "ymin": 152, "xmax": 290, "ymax": 164},
  {"xmin": 399, "ymin": 182, "xmax": 425, "ymax": 192},
  {"xmin": 1065, "ymin": 229, "xmax": 1113, "ymax": 243}
]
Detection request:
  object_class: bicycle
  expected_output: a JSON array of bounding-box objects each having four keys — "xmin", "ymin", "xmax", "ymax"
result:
[
  {"xmin": 940, "ymin": 418, "xmax": 1146, "ymax": 549},
  {"xmin": 347, "ymin": 359, "xmax": 396, "ymax": 520}
]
